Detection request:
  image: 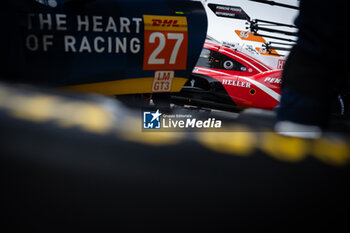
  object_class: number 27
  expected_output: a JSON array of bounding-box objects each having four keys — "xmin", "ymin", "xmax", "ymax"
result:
[{"xmin": 148, "ymin": 32, "xmax": 184, "ymax": 65}]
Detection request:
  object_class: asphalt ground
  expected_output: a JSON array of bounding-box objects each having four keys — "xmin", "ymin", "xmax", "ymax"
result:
[{"xmin": 1, "ymin": 81, "xmax": 349, "ymax": 231}]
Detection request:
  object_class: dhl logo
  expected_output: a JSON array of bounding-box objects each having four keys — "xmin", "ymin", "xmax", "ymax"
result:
[
  {"xmin": 144, "ymin": 15, "xmax": 187, "ymax": 31},
  {"xmin": 151, "ymin": 19, "xmax": 180, "ymax": 27}
]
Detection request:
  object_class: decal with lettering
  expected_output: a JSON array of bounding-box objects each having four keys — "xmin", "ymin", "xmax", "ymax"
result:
[
  {"xmin": 264, "ymin": 77, "xmax": 281, "ymax": 84},
  {"xmin": 26, "ymin": 13, "xmax": 143, "ymax": 54},
  {"xmin": 208, "ymin": 4, "xmax": 250, "ymax": 20},
  {"xmin": 152, "ymin": 71, "xmax": 174, "ymax": 92},
  {"xmin": 222, "ymin": 79, "xmax": 251, "ymax": 88},
  {"xmin": 277, "ymin": 59, "xmax": 286, "ymax": 69},
  {"xmin": 143, "ymin": 15, "xmax": 188, "ymax": 70}
]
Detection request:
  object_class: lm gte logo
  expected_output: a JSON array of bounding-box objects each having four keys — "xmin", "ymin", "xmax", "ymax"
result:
[{"xmin": 152, "ymin": 71, "xmax": 174, "ymax": 92}]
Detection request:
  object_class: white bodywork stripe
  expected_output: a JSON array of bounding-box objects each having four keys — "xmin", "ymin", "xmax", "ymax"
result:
[
  {"xmin": 196, "ymin": 67, "xmax": 232, "ymax": 76},
  {"xmin": 239, "ymin": 76, "xmax": 281, "ymax": 102},
  {"xmin": 205, "ymin": 44, "xmax": 219, "ymax": 49}
]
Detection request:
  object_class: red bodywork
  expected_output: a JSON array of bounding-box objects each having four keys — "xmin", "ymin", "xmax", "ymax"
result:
[{"xmin": 192, "ymin": 42, "xmax": 282, "ymax": 110}]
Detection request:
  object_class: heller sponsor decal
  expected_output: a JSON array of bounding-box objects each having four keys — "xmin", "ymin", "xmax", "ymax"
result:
[{"xmin": 222, "ymin": 79, "xmax": 251, "ymax": 88}]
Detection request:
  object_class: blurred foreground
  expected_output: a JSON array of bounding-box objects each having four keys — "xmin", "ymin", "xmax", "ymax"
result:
[{"xmin": 1, "ymin": 81, "xmax": 349, "ymax": 232}]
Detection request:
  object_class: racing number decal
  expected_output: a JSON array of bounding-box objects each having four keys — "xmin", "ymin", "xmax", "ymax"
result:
[
  {"xmin": 148, "ymin": 33, "xmax": 184, "ymax": 65},
  {"xmin": 234, "ymin": 30, "xmax": 266, "ymax": 43},
  {"xmin": 143, "ymin": 15, "xmax": 188, "ymax": 70}
]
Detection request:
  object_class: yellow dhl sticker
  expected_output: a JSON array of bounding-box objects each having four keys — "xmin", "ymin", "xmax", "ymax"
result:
[{"xmin": 143, "ymin": 15, "xmax": 188, "ymax": 32}]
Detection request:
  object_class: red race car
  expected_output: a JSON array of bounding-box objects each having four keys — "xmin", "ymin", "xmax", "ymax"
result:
[{"xmin": 175, "ymin": 39, "xmax": 283, "ymax": 111}]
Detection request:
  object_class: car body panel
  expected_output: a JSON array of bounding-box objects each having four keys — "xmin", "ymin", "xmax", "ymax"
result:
[
  {"xmin": 184, "ymin": 41, "xmax": 282, "ymax": 110},
  {"xmin": 1, "ymin": 0, "xmax": 208, "ymax": 96}
]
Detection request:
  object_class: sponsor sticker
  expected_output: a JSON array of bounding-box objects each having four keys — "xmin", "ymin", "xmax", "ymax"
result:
[
  {"xmin": 264, "ymin": 77, "xmax": 281, "ymax": 84},
  {"xmin": 235, "ymin": 30, "xmax": 266, "ymax": 43},
  {"xmin": 277, "ymin": 59, "xmax": 286, "ymax": 69},
  {"xmin": 208, "ymin": 4, "xmax": 250, "ymax": 20},
  {"xmin": 255, "ymin": 47, "xmax": 280, "ymax": 57},
  {"xmin": 143, "ymin": 15, "xmax": 188, "ymax": 70},
  {"xmin": 152, "ymin": 71, "xmax": 174, "ymax": 92},
  {"xmin": 222, "ymin": 79, "xmax": 251, "ymax": 88}
]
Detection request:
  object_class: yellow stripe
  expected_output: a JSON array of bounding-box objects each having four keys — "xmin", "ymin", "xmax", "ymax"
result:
[
  {"xmin": 143, "ymin": 15, "xmax": 187, "ymax": 32},
  {"xmin": 64, "ymin": 77, "xmax": 188, "ymax": 95}
]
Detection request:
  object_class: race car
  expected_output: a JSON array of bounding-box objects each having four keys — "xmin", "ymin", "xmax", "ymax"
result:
[
  {"xmin": 173, "ymin": 39, "xmax": 283, "ymax": 111},
  {"xmin": 1, "ymin": 0, "xmax": 207, "ymax": 96},
  {"xmin": 174, "ymin": 38, "xmax": 348, "ymax": 116}
]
